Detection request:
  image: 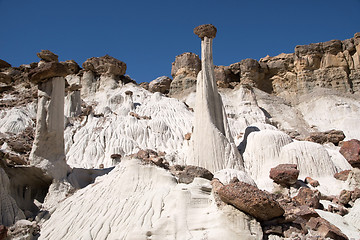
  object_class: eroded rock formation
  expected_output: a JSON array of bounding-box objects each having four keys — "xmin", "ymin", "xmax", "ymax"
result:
[
  {"xmin": 187, "ymin": 24, "xmax": 244, "ymax": 172},
  {"xmin": 29, "ymin": 52, "xmax": 70, "ymax": 180}
]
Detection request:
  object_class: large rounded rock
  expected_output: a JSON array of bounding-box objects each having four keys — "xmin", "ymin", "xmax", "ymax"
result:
[
  {"xmin": 37, "ymin": 50, "xmax": 59, "ymax": 62},
  {"xmin": 194, "ymin": 24, "xmax": 217, "ymax": 39},
  {"xmin": 218, "ymin": 182, "xmax": 284, "ymax": 221},
  {"xmin": 340, "ymin": 139, "xmax": 360, "ymax": 168},
  {"xmin": 269, "ymin": 164, "xmax": 299, "ymax": 186},
  {"xmin": 305, "ymin": 130, "xmax": 345, "ymax": 146},
  {"xmin": 28, "ymin": 62, "xmax": 68, "ymax": 83},
  {"xmin": 148, "ymin": 76, "xmax": 172, "ymax": 94},
  {"xmin": 293, "ymin": 187, "xmax": 321, "ymax": 209},
  {"xmin": 82, "ymin": 55, "xmax": 126, "ymax": 76}
]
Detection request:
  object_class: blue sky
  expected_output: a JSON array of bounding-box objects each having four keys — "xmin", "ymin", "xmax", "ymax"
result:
[{"xmin": 1, "ymin": 0, "xmax": 359, "ymax": 83}]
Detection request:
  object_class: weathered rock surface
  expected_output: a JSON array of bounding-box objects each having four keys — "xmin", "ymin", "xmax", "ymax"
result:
[
  {"xmin": 0, "ymin": 225, "xmax": 6, "ymax": 240},
  {"xmin": 170, "ymin": 52, "xmax": 200, "ymax": 95},
  {"xmin": 293, "ymin": 187, "xmax": 321, "ymax": 209},
  {"xmin": 214, "ymin": 65, "xmax": 238, "ymax": 88},
  {"xmin": 37, "ymin": 50, "xmax": 59, "ymax": 63},
  {"xmin": 28, "ymin": 62, "xmax": 68, "ymax": 84},
  {"xmin": 61, "ymin": 60, "xmax": 80, "ymax": 74},
  {"xmin": 82, "ymin": 54, "xmax": 126, "ymax": 76},
  {"xmin": 218, "ymin": 182, "xmax": 284, "ymax": 221},
  {"xmin": 193, "ymin": 24, "xmax": 217, "ymax": 39},
  {"xmin": 148, "ymin": 76, "xmax": 172, "ymax": 94},
  {"xmin": 269, "ymin": 164, "xmax": 299, "ymax": 186},
  {"xmin": 306, "ymin": 217, "xmax": 348, "ymax": 240},
  {"xmin": 305, "ymin": 130, "xmax": 345, "ymax": 146},
  {"xmin": 340, "ymin": 139, "xmax": 360, "ymax": 168}
]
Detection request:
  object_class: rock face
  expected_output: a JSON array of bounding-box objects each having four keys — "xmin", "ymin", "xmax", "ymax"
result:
[
  {"xmin": 170, "ymin": 52, "xmax": 201, "ymax": 95},
  {"xmin": 218, "ymin": 182, "xmax": 284, "ymax": 221},
  {"xmin": 82, "ymin": 54, "xmax": 126, "ymax": 76},
  {"xmin": 340, "ymin": 139, "xmax": 360, "ymax": 168},
  {"xmin": 171, "ymin": 32, "xmax": 360, "ymax": 98},
  {"xmin": 187, "ymin": 24, "xmax": 244, "ymax": 172},
  {"xmin": 269, "ymin": 164, "xmax": 299, "ymax": 186},
  {"xmin": 148, "ymin": 76, "xmax": 172, "ymax": 94}
]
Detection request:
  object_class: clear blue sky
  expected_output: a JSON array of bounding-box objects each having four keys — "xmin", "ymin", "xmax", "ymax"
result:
[{"xmin": 1, "ymin": 0, "xmax": 359, "ymax": 83}]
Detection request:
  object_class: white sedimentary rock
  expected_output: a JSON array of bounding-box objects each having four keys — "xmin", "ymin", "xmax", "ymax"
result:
[
  {"xmin": 187, "ymin": 26, "xmax": 243, "ymax": 172},
  {"xmin": 39, "ymin": 159, "xmax": 262, "ymax": 240},
  {"xmin": 0, "ymin": 168, "xmax": 25, "ymax": 226},
  {"xmin": 29, "ymin": 77, "xmax": 70, "ymax": 179},
  {"xmin": 0, "ymin": 105, "xmax": 36, "ymax": 134},
  {"xmin": 214, "ymin": 169, "xmax": 257, "ymax": 186}
]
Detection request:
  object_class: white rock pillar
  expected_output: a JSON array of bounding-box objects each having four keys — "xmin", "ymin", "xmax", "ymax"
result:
[
  {"xmin": 29, "ymin": 62, "xmax": 70, "ymax": 180},
  {"xmin": 187, "ymin": 24, "xmax": 244, "ymax": 172}
]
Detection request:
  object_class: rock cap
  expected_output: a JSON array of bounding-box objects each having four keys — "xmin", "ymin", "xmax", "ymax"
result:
[
  {"xmin": 194, "ymin": 24, "xmax": 217, "ymax": 39},
  {"xmin": 37, "ymin": 50, "xmax": 59, "ymax": 63}
]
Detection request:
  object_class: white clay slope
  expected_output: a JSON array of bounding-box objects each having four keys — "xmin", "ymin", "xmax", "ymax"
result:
[
  {"xmin": 0, "ymin": 168, "xmax": 25, "ymax": 226},
  {"xmin": 39, "ymin": 159, "xmax": 262, "ymax": 240}
]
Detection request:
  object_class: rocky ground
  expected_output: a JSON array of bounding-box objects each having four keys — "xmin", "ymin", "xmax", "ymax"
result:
[{"xmin": 0, "ymin": 31, "xmax": 360, "ymax": 239}]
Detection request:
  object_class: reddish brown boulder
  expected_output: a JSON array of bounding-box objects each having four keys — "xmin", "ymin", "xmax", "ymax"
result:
[
  {"xmin": 148, "ymin": 76, "xmax": 172, "ymax": 94},
  {"xmin": 28, "ymin": 62, "xmax": 68, "ymax": 83},
  {"xmin": 305, "ymin": 177, "xmax": 320, "ymax": 187},
  {"xmin": 339, "ymin": 139, "xmax": 360, "ymax": 168},
  {"xmin": 334, "ymin": 170, "xmax": 351, "ymax": 181},
  {"xmin": 37, "ymin": 50, "xmax": 59, "ymax": 62},
  {"xmin": 270, "ymin": 164, "xmax": 299, "ymax": 186},
  {"xmin": 339, "ymin": 189, "xmax": 352, "ymax": 205},
  {"xmin": 178, "ymin": 165, "xmax": 213, "ymax": 184},
  {"xmin": 306, "ymin": 217, "xmax": 348, "ymax": 240},
  {"xmin": 305, "ymin": 130, "xmax": 345, "ymax": 146},
  {"xmin": 184, "ymin": 133, "xmax": 191, "ymax": 140},
  {"xmin": 218, "ymin": 182, "xmax": 284, "ymax": 221},
  {"xmin": 293, "ymin": 187, "xmax": 321, "ymax": 209},
  {"xmin": 139, "ymin": 82, "xmax": 149, "ymax": 90},
  {"xmin": 214, "ymin": 66, "xmax": 238, "ymax": 88},
  {"xmin": 0, "ymin": 225, "xmax": 7, "ymax": 240}
]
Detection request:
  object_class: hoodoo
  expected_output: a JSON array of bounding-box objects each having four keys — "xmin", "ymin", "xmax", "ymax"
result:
[
  {"xmin": 187, "ymin": 24, "xmax": 244, "ymax": 172},
  {"xmin": 28, "ymin": 51, "xmax": 70, "ymax": 180}
]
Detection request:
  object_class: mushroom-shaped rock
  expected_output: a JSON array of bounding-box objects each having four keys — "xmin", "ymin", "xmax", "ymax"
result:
[
  {"xmin": 194, "ymin": 24, "xmax": 217, "ymax": 39},
  {"xmin": 218, "ymin": 182, "xmax": 284, "ymax": 221},
  {"xmin": 37, "ymin": 50, "xmax": 59, "ymax": 62},
  {"xmin": 270, "ymin": 164, "xmax": 299, "ymax": 186},
  {"xmin": 28, "ymin": 62, "xmax": 68, "ymax": 84},
  {"xmin": 187, "ymin": 24, "xmax": 243, "ymax": 172},
  {"xmin": 82, "ymin": 55, "xmax": 126, "ymax": 76}
]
